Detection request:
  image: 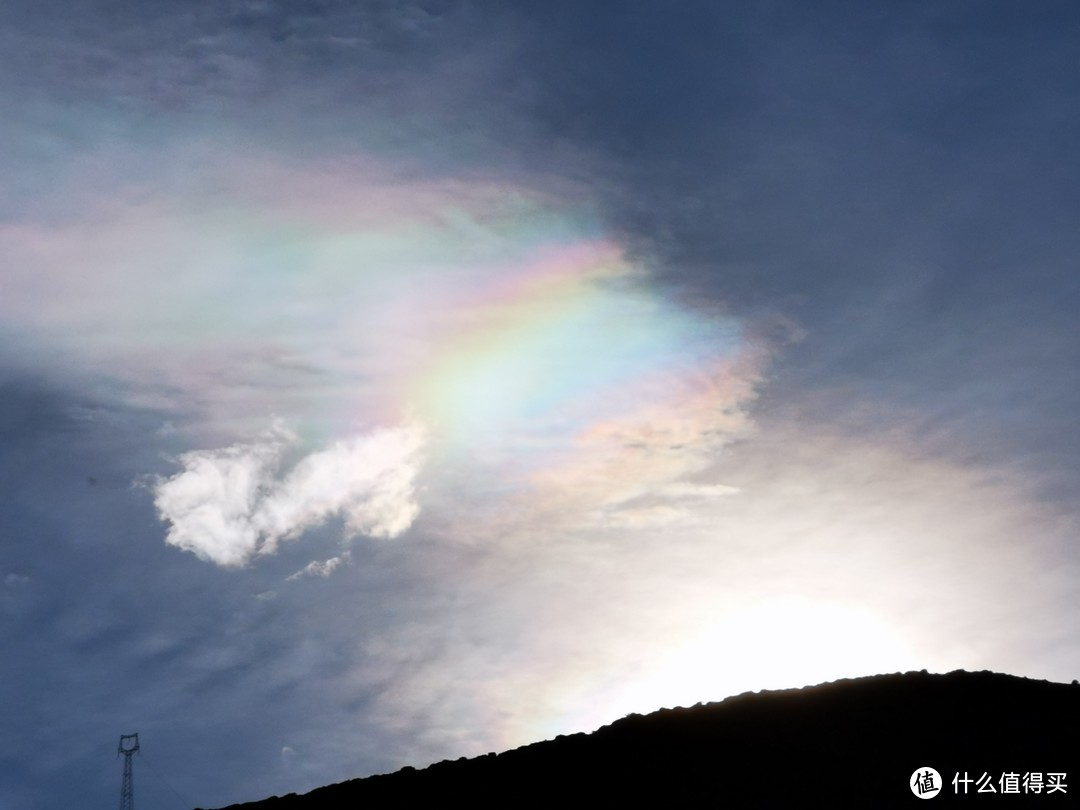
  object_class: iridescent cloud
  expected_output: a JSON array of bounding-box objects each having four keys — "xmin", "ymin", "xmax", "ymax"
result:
[{"xmin": 2, "ymin": 149, "xmax": 762, "ymax": 566}]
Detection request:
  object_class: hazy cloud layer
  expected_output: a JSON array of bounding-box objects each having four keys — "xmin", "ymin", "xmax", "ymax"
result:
[
  {"xmin": 5, "ymin": 3, "xmax": 1080, "ymax": 809},
  {"xmin": 344, "ymin": 418, "xmax": 1076, "ymax": 768},
  {"xmin": 154, "ymin": 422, "xmax": 425, "ymax": 567}
]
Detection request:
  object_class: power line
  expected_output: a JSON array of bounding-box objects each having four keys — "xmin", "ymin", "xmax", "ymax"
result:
[{"xmin": 141, "ymin": 748, "xmax": 198, "ymax": 810}]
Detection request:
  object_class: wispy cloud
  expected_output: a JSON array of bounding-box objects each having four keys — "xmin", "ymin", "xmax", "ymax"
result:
[
  {"xmin": 287, "ymin": 552, "xmax": 352, "ymax": 581},
  {"xmin": 153, "ymin": 422, "xmax": 424, "ymax": 567},
  {"xmin": 428, "ymin": 347, "xmax": 766, "ymax": 544}
]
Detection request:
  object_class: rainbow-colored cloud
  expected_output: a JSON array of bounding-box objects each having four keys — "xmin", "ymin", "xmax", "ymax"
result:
[{"xmin": 2, "ymin": 149, "xmax": 762, "ymax": 566}]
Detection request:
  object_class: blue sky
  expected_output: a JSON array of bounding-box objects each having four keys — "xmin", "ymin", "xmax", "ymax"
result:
[{"xmin": 3, "ymin": 2, "xmax": 1079, "ymax": 808}]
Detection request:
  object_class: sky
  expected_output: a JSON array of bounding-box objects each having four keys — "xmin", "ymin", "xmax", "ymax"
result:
[{"xmin": 2, "ymin": 1, "xmax": 1079, "ymax": 807}]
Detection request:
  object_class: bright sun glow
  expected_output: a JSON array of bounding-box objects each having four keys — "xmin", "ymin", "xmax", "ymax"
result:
[{"xmin": 586, "ymin": 598, "xmax": 920, "ymax": 730}]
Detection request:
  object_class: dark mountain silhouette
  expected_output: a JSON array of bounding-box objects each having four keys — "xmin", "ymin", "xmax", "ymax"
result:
[{"xmin": 203, "ymin": 670, "xmax": 1078, "ymax": 809}]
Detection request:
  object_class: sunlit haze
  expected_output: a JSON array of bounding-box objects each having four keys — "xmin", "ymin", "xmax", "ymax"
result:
[{"xmin": 2, "ymin": 3, "xmax": 1079, "ymax": 809}]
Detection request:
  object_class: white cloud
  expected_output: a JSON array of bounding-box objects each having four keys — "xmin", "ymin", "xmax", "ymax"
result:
[
  {"xmin": 659, "ymin": 482, "xmax": 741, "ymax": 500},
  {"xmin": 259, "ymin": 427, "xmax": 426, "ymax": 554},
  {"xmin": 152, "ymin": 425, "xmax": 292, "ymax": 567},
  {"xmin": 287, "ymin": 552, "xmax": 352, "ymax": 581},
  {"xmin": 153, "ymin": 422, "xmax": 425, "ymax": 567}
]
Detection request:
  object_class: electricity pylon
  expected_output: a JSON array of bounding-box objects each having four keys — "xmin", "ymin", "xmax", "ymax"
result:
[{"xmin": 118, "ymin": 733, "xmax": 140, "ymax": 810}]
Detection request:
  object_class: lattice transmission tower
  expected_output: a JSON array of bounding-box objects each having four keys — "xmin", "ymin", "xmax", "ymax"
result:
[{"xmin": 118, "ymin": 733, "xmax": 140, "ymax": 810}]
